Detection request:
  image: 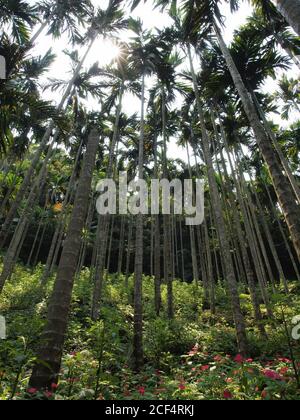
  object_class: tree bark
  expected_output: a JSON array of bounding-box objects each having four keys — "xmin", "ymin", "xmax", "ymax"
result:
[
  {"xmin": 188, "ymin": 44, "xmax": 248, "ymax": 354},
  {"xmin": 215, "ymin": 23, "xmax": 300, "ymax": 261},
  {"xmin": 274, "ymin": 0, "xmax": 300, "ymax": 35},
  {"xmin": 29, "ymin": 129, "xmax": 99, "ymax": 390}
]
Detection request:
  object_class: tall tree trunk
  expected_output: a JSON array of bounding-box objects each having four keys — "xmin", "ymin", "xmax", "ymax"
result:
[
  {"xmin": 161, "ymin": 89, "xmax": 174, "ymax": 320},
  {"xmin": 251, "ymin": 89, "xmax": 300, "ymax": 202},
  {"xmin": 91, "ymin": 87, "xmax": 124, "ymax": 319},
  {"xmin": 214, "ymin": 23, "xmax": 300, "ymax": 261},
  {"xmin": 117, "ymin": 216, "xmax": 125, "ymax": 275},
  {"xmin": 153, "ymin": 128, "xmax": 161, "ymax": 316},
  {"xmin": 188, "ymin": 44, "xmax": 248, "ymax": 354},
  {"xmin": 29, "ymin": 129, "xmax": 99, "ymax": 390},
  {"xmin": 274, "ymin": 0, "xmax": 300, "ymax": 35},
  {"xmin": 133, "ymin": 73, "xmax": 145, "ymax": 371},
  {"xmin": 0, "ymin": 40, "xmax": 94, "ymax": 247}
]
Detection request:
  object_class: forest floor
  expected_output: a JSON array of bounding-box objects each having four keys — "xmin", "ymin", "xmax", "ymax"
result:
[{"xmin": 0, "ymin": 261, "xmax": 300, "ymax": 400}]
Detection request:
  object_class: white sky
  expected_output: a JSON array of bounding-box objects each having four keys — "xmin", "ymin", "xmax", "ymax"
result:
[{"xmin": 29, "ymin": 0, "xmax": 299, "ymax": 161}]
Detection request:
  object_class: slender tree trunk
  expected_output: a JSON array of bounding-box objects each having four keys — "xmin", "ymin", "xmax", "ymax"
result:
[
  {"xmin": 133, "ymin": 73, "xmax": 145, "ymax": 371},
  {"xmin": 274, "ymin": 0, "xmax": 300, "ymax": 35},
  {"xmin": 30, "ymin": 21, "xmax": 48, "ymax": 44},
  {"xmin": 161, "ymin": 89, "xmax": 173, "ymax": 320},
  {"xmin": 91, "ymin": 88, "xmax": 124, "ymax": 319},
  {"xmin": 125, "ymin": 216, "xmax": 133, "ymax": 290},
  {"xmin": 215, "ymin": 25, "xmax": 300, "ymax": 258},
  {"xmin": 29, "ymin": 129, "xmax": 99, "ymax": 390},
  {"xmin": 0, "ymin": 40, "xmax": 95, "ymax": 247},
  {"xmin": 215, "ymin": 23, "xmax": 300, "ymax": 261},
  {"xmin": 188, "ymin": 44, "xmax": 248, "ymax": 354},
  {"xmin": 117, "ymin": 216, "xmax": 125, "ymax": 275},
  {"xmin": 153, "ymin": 129, "xmax": 161, "ymax": 316},
  {"xmin": 188, "ymin": 45, "xmax": 247, "ymax": 354},
  {"xmin": 251, "ymin": 89, "xmax": 300, "ymax": 202}
]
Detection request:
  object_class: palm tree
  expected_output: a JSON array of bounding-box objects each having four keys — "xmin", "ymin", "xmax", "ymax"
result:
[
  {"xmin": 91, "ymin": 54, "xmax": 141, "ymax": 320},
  {"xmin": 127, "ymin": 18, "xmax": 165, "ymax": 370},
  {"xmin": 174, "ymin": 0, "xmax": 300, "ymax": 261},
  {"xmin": 175, "ymin": 8, "xmax": 249, "ymax": 353},
  {"xmin": 0, "ymin": 0, "xmax": 127, "ymax": 250},
  {"xmin": 31, "ymin": 0, "xmax": 94, "ymax": 44},
  {"xmin": 0, "ymin": 0, "xmax": 38, "ymax": 44},
  {"xmin": 274, "ymin": 75, "xmax": 300, "ymax": 119},
  {"xmin": 151, "ymin": 50, "xmax": 184, "ymax": 319},
  {"xmin": 273, "ymin": 0, "xmax": 300, "ymax": 36},
  {"xmin": 213, "ymin": 22, "xmax": 300, "ymax": 260},
  {"xmin": 29, "ymin": 128, "xmax": 100, "ymax": 390}
]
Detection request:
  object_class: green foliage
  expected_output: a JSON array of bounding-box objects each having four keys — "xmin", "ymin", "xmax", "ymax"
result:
[{"xmin": 0, "ymin": 262, "xmax": 300, "ymax": 400}]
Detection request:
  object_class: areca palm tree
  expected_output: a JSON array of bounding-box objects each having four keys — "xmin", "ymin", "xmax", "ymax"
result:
[
  {"xmin": 31, "ymin": 0, "xmax": 94, "ymax": 44},
  {"xmin": 272, "ymin": 0, "xmax": 300, "ymax": 36},
  {"xmin": 274, "ymin": 75, "xmax": 300, "ymax": 119},
  {"xmin": 151, "ymin": 51, "xmax": 184, "ymax": 319},
  {"xmin": 170, "ymin": 8, "xmax": 249, "ymax": 354},
  {"xmin": 0, "ymin": 0, "xmax": 127, "ymax": 250},
  {"xmin": 29, "ymin": 128, "xmax": 100, "ymax": 390},
  {"xmin": 127, "ymin": 18, "xmax": 166, "ymax": 369},
  {"xmin": 0, "ymin": 0, "xmax": 38, "ymax": 44},
  {"xmin": 173, "ymin": 0, "xmax": 300, "ymax": 261}
]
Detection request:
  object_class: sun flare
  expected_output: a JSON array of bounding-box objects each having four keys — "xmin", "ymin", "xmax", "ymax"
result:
[{"xmin": 88, "ymin": 40, "xmax": 120, "ymax": 67}]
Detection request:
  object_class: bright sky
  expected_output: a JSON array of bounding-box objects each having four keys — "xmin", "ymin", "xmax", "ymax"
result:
[{"xmin": 29, "ymin": 0, "xmax": 299, "ymax": 161}]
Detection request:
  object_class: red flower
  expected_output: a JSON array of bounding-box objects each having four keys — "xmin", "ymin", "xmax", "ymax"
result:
[
  {"xmin": 263, "ymin": 369, "xmax": 283, "ymax": 381},
  {"xmin": 138, "ymin": 386, "xmax": 146, "ymax": 396},
  {"xmin": 201, "ymin": 365, "xmax": 210, "ymax": 371},
  {"xmin": 279, "ymin": 367, "xmax": 289, "ymax": 375},
  {"xmin": 234, "ymin": 354, "xmax": 244, "ymax": 364},
  {"xmin": 51, "ymin": 383, "xmax": 58, "ymax": 390},
  {"xmin": 27, "ymin": 388, "xmax": 37, "ymax": 395},
  {"xmin": 179, "ymin": 383, "xmax": 186, "ymax": 391},
  {"xmin": 223, "ymin": 390, "xmax": 233, "ymax": 399}
]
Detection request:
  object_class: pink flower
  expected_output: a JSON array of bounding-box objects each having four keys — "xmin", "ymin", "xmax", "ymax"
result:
[
  {"xmin": 278, "ymin": 358, "xmax": 291, "ymax": 363},
  {"xmin": 223, "ymin": 390, "xmax": 233, "ymax": 399},
  {"xmin": 44, "ymin": 391, "xmax": 53, "ymax": 398},
  {"xmin": 189, "ymin": 345, "xmax": 199, "ymax": 356},
  {"xmin": 225, "ymin": 378, "xmax": 233, "ymax": 384},
  {"xmin": 234, "ymin": 354, "xmax": 244, "ymax": 364},
  {"xmin": 263, "ymin": 369, "xmax": 283, "ymax": 381},
  {"xmin": 138, "ymin": 386, "xmax": 146, "ymax": 396},
  {"xmin": 214, "ymin": 355, "xmax": 223, "ymax": 362},
  {"xmin": 246, "ymin": 358, "xmax": 253, "ymax": 363},
  {"xmin": 27, "ymin": 388, "xmax": 37, "ymax": 395},
  {"xmin": 201, "ymin": 365, "xmax": 210, "ymax": 371}
]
